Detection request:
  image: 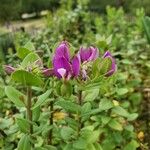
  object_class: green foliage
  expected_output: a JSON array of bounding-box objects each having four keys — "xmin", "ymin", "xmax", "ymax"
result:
[
  {"xmin": 0, "ymin": 0, "xmax": 21, "ymax": 22},
  {"xmin": 12, "ymin": 70, "xmax": 43, "ymax": 86},
  {"xmin": 123, "ymin": 140, "xmax": 139, "ymax": 150},
  {"xmin": 16, "ymin": 117, "xmax": 30, "ymax": 133},
  {"xmin": 32, "ymin": 89, "xmax": 52, "ymax": 110},
  {"xmin": 1, "ymin": 2, "xmax": 150, "ymax": 150},
  {"xmin": 21, "ymin": 53, "xmax": 41, "ymax": 68},
  {"xmin": 0, "ymin": 0, "xmax": 60, "ymax": 22},
  {"xmin": 142, "ymin": 16, "xmax": 150, "ymax": 44},
  {"xmin": 56, "ymin": 99, "xmax": 81, "ymax": 114},
  {"xmin": 18, "ymin": 134, "xmax": 31, "ymax": 150},
  {"xmin": 17, "ymin": 41, "xmax": 35, "ymax": 59},
  {"xmin": 108, "ymin": 119, "xmax": 123, "ymax": 131},
  {"xmin": 5, "ymin": 86, "xmax": 25, "ymax": 107}
]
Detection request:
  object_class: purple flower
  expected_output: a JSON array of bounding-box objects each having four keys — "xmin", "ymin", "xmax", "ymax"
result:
[
  {"xmin": 4, "ymin": 65, "xmax": 15, "ymax": 75},
  {"xmin": 72, "ymin": 54, "xmax": 80, "ymax": 77},
  {"xmin": 52, "ymin": 41, "xmax": 80, "ymax": 79},
  {"xmin": 79, "ymin": 46, "xmax": 99, "ymax": 62},
  {"xmin": 54, "ymin": 41, "xmax": 70, "ymax": 61},
  {"xmin": 103, "ymin": 51, "xmax": 116, "ymax": 76}
]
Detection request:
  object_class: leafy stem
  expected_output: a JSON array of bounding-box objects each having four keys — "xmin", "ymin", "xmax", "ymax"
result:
[
  {"xmin": 48, "ymin": 100, "xmax": 54, "ymax": 145},
  {"xmin": 77, "ymin": 90, "xmax": 83, "ymax": 135},
  {"xmin": 26, "ymin": 86, "xmax": 33, "ymax": 134},
  {"xmin": 48, "ymin": 79, "xmax": 55, "ymax": 145}
]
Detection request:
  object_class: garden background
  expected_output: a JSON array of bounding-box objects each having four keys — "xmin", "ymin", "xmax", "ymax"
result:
[{"xmin": 0, "ymin": 0, "xmax": 150, "ymax": 150}]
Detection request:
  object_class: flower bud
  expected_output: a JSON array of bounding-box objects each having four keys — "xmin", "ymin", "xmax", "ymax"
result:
[
  {"xmin": 42, "ymin": 68, "xmax": 54, "ymax": 77},
  {"xmin": 4, "ymin": 65, "xmax": 15, "ymax": 75}
]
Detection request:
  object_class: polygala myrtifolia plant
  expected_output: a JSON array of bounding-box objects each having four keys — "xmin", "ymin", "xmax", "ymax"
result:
[{"xmin": 4, "ymin": 41, "xmax": 139, "ymax": 150}]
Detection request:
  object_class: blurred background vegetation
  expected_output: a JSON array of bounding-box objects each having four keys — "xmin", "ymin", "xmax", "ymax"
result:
[
  {"xmin": 0, "ymin": 0, "xmax": 150, "ymax": 23},
  {"xmin": 0, "ymin": 0, "xmax": 150, "ymax": 149}
]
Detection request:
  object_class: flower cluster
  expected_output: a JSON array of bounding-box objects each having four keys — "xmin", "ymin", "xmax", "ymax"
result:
[
  {"xmin": 4, "ymin": 41, "xmax": 116, "ymax": 80},
  {"xmin": 43, "ymin": 41, "xmax": 116, "ymax": 80}
]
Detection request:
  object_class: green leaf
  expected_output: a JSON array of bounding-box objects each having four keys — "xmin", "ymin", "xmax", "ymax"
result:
[
  {"xmin": 32, "ymin": 106, "xmax": 40, "ymax": 121},
  {"xmin": 101, "ymin": 116, "xmax": 111, "ymax": 125},
  {"xmin": 116, "ymin": 88, "xmax": 128, "ymax": 96},
  {"xmin": 73, "ymin": 138, "xmax": 87, "ymax": 149},
  {"xmin": 112, "ymin": 106, "xmax": 129, "ymax": 117},
  {"xmin": 102, "ymin": 139, "xmax": 116, "ymax": 150},
  {"xmin": 124, "ymin": 125, "xmax": 134, "ymax": 132},
  {"xmin": 127, "ymin": 113, "xmax": 138, "ymax": 121},
  {"xmin": 65, "ymin": 117, "xmax": 78, "ymax": 130},
  {"xmin": 81, "ymin": 129, "xmax": 102, "ymax": 146},
  {"xmin": 64, "ymin": 144, "xmax": 73, "ymax": 150},
  {"xmin": 112, "ymin": 132, "xmax": 123, "ymax": 144},
  {"xmin": 86, "ymin": 143, "xmax": 96, "ymax": 150},
  {"xmin": 0, "ymin": 87, "xmax": 5, "ymax": 98},
  {"xmin": 44, "ymin": 145, "xmax": 57, "ymax": 150},
  {"xmin": 24, "ymin": 41, "xmax": 35, "ymax": 51},
  {"xmin": 35, "ymin": 147, "xmax": 47, "ymax": 150},
  {"xmin": 5, "ymin": 86, "xmax": 25, "ymax": 107},
  {"xmin": 86, "ymin": 130, "xmax": 100, "ymax": 143},
  {"xmin": 94, "ymin": 143, "xmax": 103, "ymax": 150},
  {"xmin": 60, "ymin": 82, "xmax": 73, "ymax": 97},
  {"xmin": 21, "ymin": 52, "xmax": 41, "ymax": 68},
  {"xmin": 83, "ymin": 89, "xmax": 99, "ymax": 101},
  {"xmin": 129, "ymin": 93, "xmax": 142, "ymax": 105},
  {"xmin": 11, "ymin": 70, "xmax": 43, "ymax": 86},
  {"xmin": 17, "ymin": 47, "xmax": 32, "ymax": 59},
  {"xmin": 92, "ymin": 57, "xmax": 112, "ymax": 77},
  {"xmin": 142, "ymin": 16, "xmax": 150, "ymax": 44},
  {"xmin": 122, "ymin": 59, "xmax": 132, "ymax": 65},
  {"xmin": 108, "ymin": 119, "xmax": 123, "ymax": 131},
  {"xmin": 17, "ymin": 41, "xmax": 35, "ymax": 59},
  {"xmin": 60, "ymin": 127, "xmax": 75, "ymax": 140},
  {"xmin": 18, "ymin": 134, "xmax": 31, "ymax": 150},
  {"xmin": 99, "ymin": 98, "xmax": 113, "ymax": 111},
  {"xmin": 92, "ymin": 58, "xmax": 102, "ymax": 76},
  {"xmin": 81, "ymin": 102, "xmax": 91, "ymax": 115},
  {"xmin": 56, "ymin": 99, "xmax": 81, "ymax": 113},
  {"xmin": 32, "ymin": 89, "xmax": 52, "ymax": 110},
  {"xmin": 84, "ymin": 80, "xmax": 103, "ymax": 90},
  {"xmin": 123, "ymin": 140, "xmax": 139, "ymax": 150},
  {"xmin": 16, "ymin": 117, "xmax": 30, "ymax": 133},
  {"xmin": 99, "ymin": 57, "xmax": 112, "ymax": 75}
]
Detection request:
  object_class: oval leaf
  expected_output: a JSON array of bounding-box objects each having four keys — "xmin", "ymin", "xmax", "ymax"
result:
[
  {"xmin": 83, "ymin": 89, "xmax": 99, "ymax": 102},
  {"xmin": 32, "ymin": 89, "xmax": 52, "ymax": 110},
  {"xmin": 5, "ymin": 86, "xmax": 25, "ymax": 107},
  {"xmin": 108, "ymin": 119, "xmax": 123, "ymax": 131},
  {"xmin": 17, "ymin": 47, "xmax": 32, "ymax": 59},
  {"xmin": 56, "ymin": 99, "xmax": 81, "ymax": 113},
  {"xmin": 18, "ymin": 134, "xmax": 31, "ymax": 150},
  {"xmin": 21, "ymin": 52, "xmax": 41, "ymax": 68},
  {"xmin": 17, "ymin": 41, "xmax": 35, "ymax": 59},
  {"xmin": 16, "ymin": 117, "xmax": 30, "ymax": 133},
  {"xmin": 11, "ymin": 70, "xmax": 43, "ymax": 86}
]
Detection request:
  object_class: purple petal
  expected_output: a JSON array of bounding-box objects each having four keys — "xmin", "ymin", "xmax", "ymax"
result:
[
  {"xmin": 103, "ymin": 51, "xmax": 112, "ymax": 58},
  {"xmin": 103, "ymin": 51, "xmax": 116, "ymax": 76},
  {"xmin": 72, "ymin": 54, "xmax": 80, "ymax": 77},
  {"xmin": 53, "ymin": 56, "xmax": 71, "ymax": 78},
  {"xmin": 4, "ymin": 65, "xmax": 15, "ymax": 75},
  {"xmin": 79, "ymin": 47, "xmax": 99, "ymax": 62},
  {"xmin": 42, "ymin": 68, "xmax": 54, "ymax": 77},
  {"xmin": 88, "ymin": 47, "xmax": 99, "ymax": 61},
  {"xmin": 79, "ymin": 47, "xmax": 92, "ymax": 62},
  {"xmin": 54, "ymin": 41, "xmax": 70, "ymax": 61},
  {"xmin": 57, "ymin": 68, "xmax": 66, "ymax": 78}
]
